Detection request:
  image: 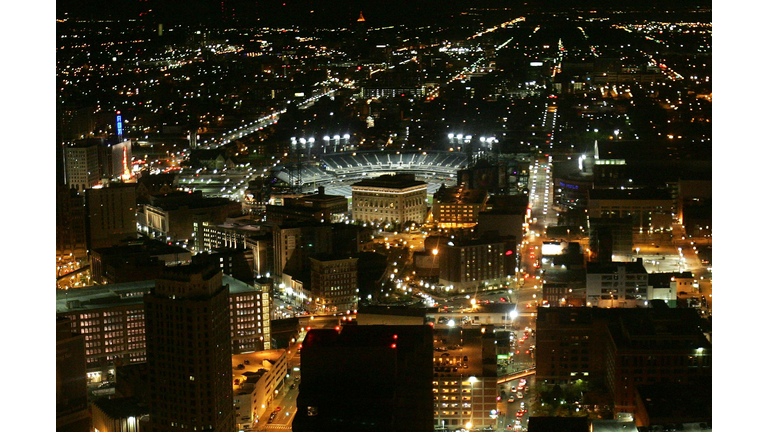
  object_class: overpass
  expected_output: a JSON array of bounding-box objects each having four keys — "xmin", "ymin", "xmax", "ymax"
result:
[{"xmin": 497, "ymin": 367, "xmax": 536, "ymax": 384}]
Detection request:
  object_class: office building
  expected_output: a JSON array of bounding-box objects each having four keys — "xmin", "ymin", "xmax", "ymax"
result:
[
  {"xmin": 536, "ymin": 307, "xmax": 711, "ymax": 417},
  {"xmin": 432, "ymin": 185, "xmax": 488, "ymax": 228},
  {"xmin": 86, "ymin": 183, "xmax": 138, "ymax": 250},
  {"xmin": 294, "ymin": 325, "xmax": 433, "ymax": 432},
  {"xmin": 587, "ymin": 188, "xmax": 675, "ymax": 235},
  {"xmin": 266, "ymin": 186, "xmax": 348, "ymax": 224},
  {"xmin": 64, "ymin": 141, "xmax": 101, "ymax": 191},
  {"xmin": 588, "ymin": 216, "xmax": 634, "ymax": 263},
  {"xmin": 57, "ymin": 184, "xmax": 89, "ymax": 266},
  {"xmin": 144, "ymin": 263, "xmax": 235, "ymax": 432},
  {"xmin": 56, "ymin": 317, "xmax": 90, "ymax": 432},
  {"xmin": 585, "ymin": 260, "xmax": 648, "ymax": 308},
  {"xmin": 137, "ymin": 191, "xmax": 242, "ymax": 246},
  {"xmin": 272, "ymin": 221, "xmax": 333, "ymax": 282},
  {"xmin": 56, "ymin": 274, "xmax": 270, "ymax": 380},
  {"xmin": 309, "ymin": 254, "xmax": 358, "ymax": 313},
  {"xmin": 351, "ymin": 173, "xmax": 427, "ymax": 225},
  {"xmin": 438, "ymin": 235, "xmax": 516, "ymax": 293}
]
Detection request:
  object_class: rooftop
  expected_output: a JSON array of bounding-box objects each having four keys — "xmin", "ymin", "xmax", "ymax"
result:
[
  {"xmin": 92, "ymin": 396, "xmax": 149, "ymax": 419},
  {"xmin": 56, "ymin": 273, "xmax": 260, "ymax": 314},
  {"xmin": 589, "ymin": 188, "xmax": 673, "ymax": 201},
  {"xmin": 351, "ymin": 173, "xmax": 427, "ymax": 189}
]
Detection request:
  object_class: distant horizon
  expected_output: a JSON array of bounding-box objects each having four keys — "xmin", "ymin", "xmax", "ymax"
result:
[{"xmin": 56, "ymin": 0, "xmax": 712, "ymax": 28}]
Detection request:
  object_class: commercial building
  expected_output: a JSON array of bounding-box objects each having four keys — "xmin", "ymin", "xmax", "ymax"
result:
[
  {"xmin": 91, "ymin": 396, "xmax": 148, "ymax": 432},
  {"xmin": 432, "ymin": 185, "xmax": 488, "ymax": 228},
  {"xmin": 351, "ymin": 173, "xmax": 428, "ymax": 225},
  {"xmin": 293, "ymin": 325, "xmax": 433, "ymax": 432},
  {"xmin": 588, "ymin": 216, "xmax": 634, "ymax": 263},
  {"xmin": 231, "ymin": 350, "xmax": 289, "ymax": 430},
  {"xmin": 57, "ymin": 184, "xmax": 88, "ymax": 265},
  {"xmin": 438, "ymin": 236, "xmax": 517, "ymax": 293},
  {"xmin": 64, "ymin": 141, "xmax": 101, "ymax": 191},
  {"xmin": 431, "ymin": 326, "xmax": 499, "ymax": 431},
  {"xmin": 56, "ymin": 273, "xmax": 271, "ymax": 381},
  {"xmin": 144, "ymin": 264, "xmax": 235, "ymax": 432},
  {"xmin": 56, "ymin": 317, "xmax": 90, "ymax": 432},
  {"xmin": 86, "ymin": 183, "xmax": 138, "ymax": 250},
  {"xmin": 89, "ymin": 240, "xmax": 192, "ymax": 285},
  {"xmin": 587, "ymin": 188, "xmax": 675, "ymax": 235},
  {"xmin": 266, "ymin": 186, "xmax": 348, "ymax": 224},
  {"xmin": 536, "ymin": 307, "xmax": 711, "ymax": 418},
  {"xmin": 309, "ymin": 254, "xmax": 359, "ymax": 313},
  {"xmin": 586, "ymin": 260, "xmax": 649, "ymax": 308},
  {"xmin": 137, "ymin": 191, "xmax": 242, "ymax": 246},
  {"xmin": 194, "ymin": 217, "xmax": 273, "ymax": 276}
]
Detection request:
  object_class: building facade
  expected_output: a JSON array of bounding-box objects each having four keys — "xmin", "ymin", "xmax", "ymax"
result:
[
  {"xmin": 432, "ymin": 186, "xmax": 488, "ymax": 228},
  {"xmin": 586, "ymin": 260, "xmax": 649, "ymax": 308},
  {"xmin": 438, "ymin": 236, "xmax": 517, "ymax": 293},
  {"xmin": 56, "ymin": 274, "xmax": 270, "ymax": 380},
  {"xmin": 86, "ymin": 183, "xmax": 138, "ymax": 250},
  {"xmin": 309, "ymin": 255, "xmax": 359, "ymax": 313},
  {"xmin": 144, "ymin": 264, "xmax": 235, "ymax": 432},
  {"xmin": 64, "ymin": 142, "xmax": 101, "ymax": 191},
  {"xmin": 351, "ymin": 174, "xmax": 428, "ymax": 225}
]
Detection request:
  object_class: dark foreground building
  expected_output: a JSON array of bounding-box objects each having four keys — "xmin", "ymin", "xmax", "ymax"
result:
[
  {"xmin": 144, "ymin": 263, "xmax": 234, "ymax": 432},
  {"xmin": 293, "ymin": 325, "xmax": 433, "ymax": 432}
]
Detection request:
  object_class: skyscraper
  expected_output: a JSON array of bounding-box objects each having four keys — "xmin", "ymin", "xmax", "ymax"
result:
[
  {"xmin": 293, "ymin": 325, "xmax": 433, "ymax": 432},
  {"xmin": 144, "ymin": 262, "xmax": 234, "ymax": 432}
]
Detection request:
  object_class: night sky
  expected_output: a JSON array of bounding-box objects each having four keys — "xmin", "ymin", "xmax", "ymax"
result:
[{"xmin": 56, "ymin": 0, "xmax": 711, "ymax": 27}]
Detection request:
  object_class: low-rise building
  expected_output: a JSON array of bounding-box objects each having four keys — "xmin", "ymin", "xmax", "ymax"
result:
[
  {"xmin": 137, "ymin": 191, "xmax": 242, "ymax": 247},
  {"xmin": 586, "ymin": 260, "xmax": 649, "ymax": 308},
  {"xmin": 231, "ymin": 350, "xmax": 289, "ymax": 430},
  {"xmin": 536, "ymin": 307, "xmax": 711, "ymax": 418},
  {"xmin": 91, "ymin": 396, "xmax": 148, "ymax": 432},
  {"xmin": 266, "ymin": 186, "xmax": 348, "ymax": 224}
]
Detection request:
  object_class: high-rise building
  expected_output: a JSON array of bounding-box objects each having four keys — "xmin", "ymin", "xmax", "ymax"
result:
[
  {"xmin": 293, "ymin": 325, "xmax": 433, "ymax": 432},
  {"xmin": 56, "ymin": 273, "xmax": 271, "ymax": 380},
  {"xmin": 272, "ymin": 221, "xmax": 333, "ymax": 281},
  {"xmin": 57, "ymin": 184, "xmax": 88, "ymax": 267},
  {"xmin": 64, "ymin": 141, "xmax": 101, "ymax": 192},
  {"xmin": 144, "ymin": 263, "xmax": 235, "ymax": 432},
  {"xmin": 438, "ymin": 235, "xmax": 517, "ymax": 293},
  {"xmin": 309, "ymin": 254, "xmax": 358, "ymax": 313},
  {"xmin": 86, "ymin": 183, "xmax": 138, "ymax": 250},
  {"xmin": 56, "ymin": 317, "xmax": 90, "ymax": 432}
]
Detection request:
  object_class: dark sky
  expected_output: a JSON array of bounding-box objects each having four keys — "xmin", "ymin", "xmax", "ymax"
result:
[{"xmin": 56, "ymin": 0, "xmax": 712, "ymax": 27}]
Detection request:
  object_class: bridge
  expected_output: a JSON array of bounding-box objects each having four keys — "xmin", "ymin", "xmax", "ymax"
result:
[{"xmin": 497, "ymin": 367, "xmax": 536, "ymax": 384}]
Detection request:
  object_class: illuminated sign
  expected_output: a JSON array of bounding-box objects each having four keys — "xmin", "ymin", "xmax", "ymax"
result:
[
  {"xmin": 530, "ymin": 61, "xmax": 544, "ymax": 67},
  {"xmin": 116, "ymin": 113, "xmax": 123, "ymax": 136}
]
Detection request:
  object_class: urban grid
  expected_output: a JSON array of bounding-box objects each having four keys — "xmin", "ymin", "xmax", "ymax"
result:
[{"xmin": 54, "ymin": 1, "xmax": 713, "ymax": 432}]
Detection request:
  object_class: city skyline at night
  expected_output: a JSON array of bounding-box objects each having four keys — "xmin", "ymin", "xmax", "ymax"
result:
[{"xmin": 5, "ymin": 1, "xmax": 745, "ymax": 430}]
